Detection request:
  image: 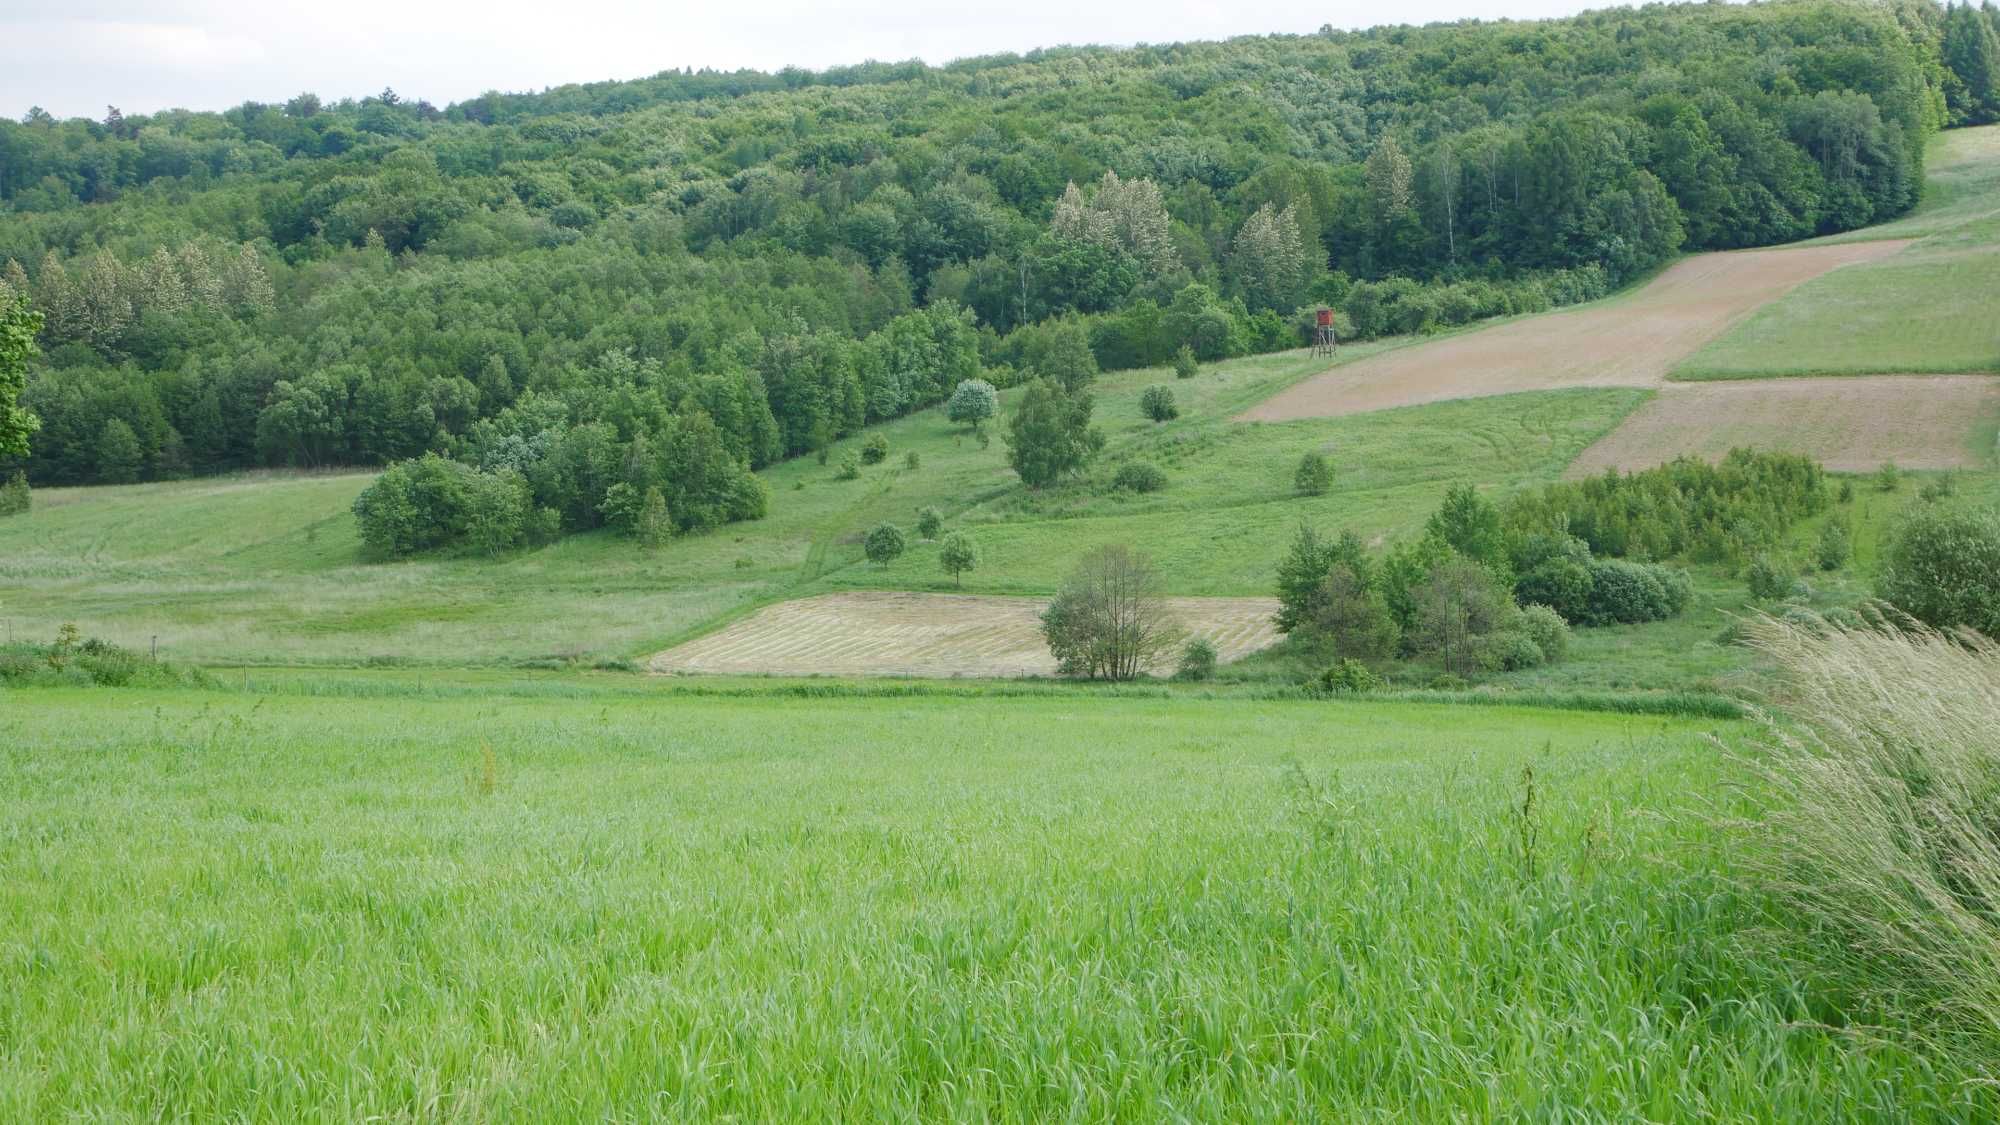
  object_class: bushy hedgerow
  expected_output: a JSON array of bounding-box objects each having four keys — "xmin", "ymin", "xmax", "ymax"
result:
[
  {"xmin": 0, "ymin": 634, "xmax": 211, "ymax": 689},
  {"xmin": 1340, "ymin": 266, "xmax": 1609, "ymax": 340}
]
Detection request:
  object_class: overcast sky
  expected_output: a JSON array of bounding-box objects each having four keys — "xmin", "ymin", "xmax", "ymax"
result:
[{"xmin": 2, "ymin": 0, "xmax": 1625, "ymax": 121}]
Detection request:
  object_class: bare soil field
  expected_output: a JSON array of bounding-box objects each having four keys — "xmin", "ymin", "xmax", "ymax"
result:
[
  {"xmin": 648, "ymin": 591, "xmax": 1280, "ymax": 677},
  {"xmin": 1565, "ymin": 376, "xmax": 2000, "ymax": 477},
  {"xmin": 1239, "ymin": 240, "xmax": 1911, "ymax": 422}
]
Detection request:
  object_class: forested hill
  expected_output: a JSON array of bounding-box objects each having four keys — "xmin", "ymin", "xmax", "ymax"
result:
[{"xmin": 1, "ymin": 0, "xmax": 1997, "ymax": 500}]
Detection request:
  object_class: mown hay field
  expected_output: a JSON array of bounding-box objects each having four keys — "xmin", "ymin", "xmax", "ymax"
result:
[{"xmin": 649, "ymin": 591, "xmax": 1279, "ymax": 677}]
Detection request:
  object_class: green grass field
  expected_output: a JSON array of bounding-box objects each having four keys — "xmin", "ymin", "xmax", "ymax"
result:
[
  {"xmin": 4, "ymin": 680, "xmax": 1991, "ymax": 1120},
  {"xmin": 1675, "ymin": 125, "xmax": 2000, "ymax": 380}
]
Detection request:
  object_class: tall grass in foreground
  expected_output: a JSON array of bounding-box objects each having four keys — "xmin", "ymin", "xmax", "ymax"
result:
[{"xmin": 1742, "ymin": 611, "xmax": 2000, "ymax": 1055}]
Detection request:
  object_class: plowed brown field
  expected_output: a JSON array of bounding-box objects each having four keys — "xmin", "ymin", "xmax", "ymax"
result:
[
  {"xmin": 1565, "ymin": 376, "xmax": 2000, "ymax": 477},
  {"xmin": 1239, "ymin": 240, "xmax": 1911, "ymax": 421}
]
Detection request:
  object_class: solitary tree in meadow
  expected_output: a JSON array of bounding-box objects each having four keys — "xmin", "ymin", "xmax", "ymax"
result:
[
  {"xmin": 1295, "ymin": 451, "xmax": 1333, "ymax": 496},
  {"xmin": 1041, "ymin": 544, "xmax": 1182, "ymax": 680},
  {"xmin": 864, "ymin": 522, "xmax": 906, "ymax": 566},
  {"xmin": 946, "ymin": 378, "xmax": 998, "ymax": 431},
  {"xmin": 939, "ymin": 531, "xmax": 979, "ymax": 587},
  {"xmin": 1006, "ymin": 378, "xmax": 1103, "ymax": 487}
]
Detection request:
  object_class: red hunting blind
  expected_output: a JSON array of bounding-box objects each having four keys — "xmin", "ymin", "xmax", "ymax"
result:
[{"xmin": 1311, "ymin": 307, "xmax": 1337, "ymax": 357}]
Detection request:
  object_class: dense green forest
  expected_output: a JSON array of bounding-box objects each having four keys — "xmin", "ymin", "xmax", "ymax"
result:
[{"xmin": 1, "ymin": 0, "xmax": 1996, "ymax": 522}]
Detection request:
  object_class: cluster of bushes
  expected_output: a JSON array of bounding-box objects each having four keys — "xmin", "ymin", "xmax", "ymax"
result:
[
  {"xmin": 0, "ymin": 626, "xmax": 209, "ymax": 689},
  {"xmin": 352, "ymin": 454, "xmax": 546, "ymax": 556},
  {"xmin": 1276, "ymin": 518, "xmax": 1575, "ymax": 683},
  {"xmin": 1511, "ymin": 529, "xmax": 1694, "ymax": 626},
  {"xmin": 1502, "ymin": 449, "xmax": 1828, "ymax": 567},
  {"xmin": 353, "ymin": 388, "xmax": 768, "ymax": 558},
  {"xmin": 1278, "ymin": 475, "xmax": 1721, "ymax": 686}
]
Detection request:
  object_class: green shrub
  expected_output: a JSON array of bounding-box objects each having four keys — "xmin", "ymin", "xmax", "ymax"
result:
[
  {"xmin": 1481, "ymin": 630, "xmax": 1547, "ymax": 672},
  {"xmin": 1175, "ymin": 638, "xmax": 1218, "ymax": 682},
  {"xmin": 1516, "ymin": 604, "xmax": 1571, "ymax": 664},
  {"xmin": 1006, "ymin": 377, "xmax": 1104, "ymax": 487},
  {"xmin": 0, "ymin": 649, "xmax": 40, "ymax": 682},
  {"xmin": 1875, "ymin": 461, "xmax": 1900, "ymax": 492},
  {"xmin": 915, "ymin": 506, "xmax": 944, "ymax": 540},
  {"xmin": 636, "ymin": 488, "xmax": 672, "ymax": 550},
  {"xmin": 1837, "ymin": 479, "xmax": 1855, "ymax": 504},
  {"xmin": 77, "ymin": 646, "xmax": 143, "ymax": 686},
  {"xmin": 1746, "ymin": 554, "xmax": 1801, "ymax": 602},
  {"xmin": 599, "ymin": 481, "xmax": 644, "ymax": 532},
  {"xmin": 1315, "ymin": 659, "xmax": 1381, "ymax": 695},
  {"xmin": 1877, "ymin": 505, "xmax": 2000, "ymax": 635},
  {"xmin": 1815, "ymin": 517, "xmax": 1852, "ymax": 572},
  {"xmin": 1294, "ymin": 451, "xmax": 1333, "ymax": 496},
  {"xmin": 860, "ymin": 434, "xmax": 889, "ymax": 464},
  {"xmin": 1919, "ymin": 473, "xmax": 1958, "ymax": 502},
  {"xmin": 835, "ymin": 452, "xmax": 861, "ymax": 480},
  {"xmin": 0, "ymin": 470, "xmax": 28, "ymax": 517},
  {"xmin": 1584, "ymin": 559, "xmax": 1676, "ymax": 625},
  {"xmin": 1172, "ymin": 346, "xmax": 1199, "ymax": 379},
  {"xmin": 1140, "ymin": 384, "xmax": 1178, "ymax": 422},
  {"xmin": 1517, "ymin": 558, "xmax": 1593, "ymax": 621},
  {"xmin": 1407, "ymin": 556, "xmax": 1516, "ymax": 676},
  {"xmin": 1112, "ymin": 461, "xmax": 1168, "ymax": 493},
  {"xmin": 863, "ymin": 522, "xmax": 906, "ymax": 565}
]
